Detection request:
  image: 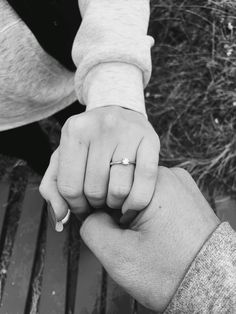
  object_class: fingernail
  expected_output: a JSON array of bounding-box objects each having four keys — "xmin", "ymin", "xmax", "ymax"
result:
[
  {"xmin": 47, "ymin": 203, "xmax": 57, "ymax": 230},
  {"xmin": 120, "ymin": 210, "xmax": 139, "ymax": 227}
]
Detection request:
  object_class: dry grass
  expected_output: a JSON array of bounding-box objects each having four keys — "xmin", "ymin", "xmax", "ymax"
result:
[{"xmin": 147, "ymin": 0, "xmax": 236, "ymax": 197}]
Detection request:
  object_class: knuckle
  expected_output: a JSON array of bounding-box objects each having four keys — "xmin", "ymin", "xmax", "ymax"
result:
[
  {"xmin": 109, "ymin": 185, "xmax": 130, "ymax": 200},
  {"xmin": 57, "ymin": 183, "xmax": 81, "ymax": 200},
  {"xmin": 62, "ymin": 116, "xmax": 76, "ymax": 134},
  {"xmin": 84, "ymin": 186, "xmax": 106, "ymax": 202},
  {"xmin": 62, "ymin": 115, "xmax": 86, "ymax": 136}
]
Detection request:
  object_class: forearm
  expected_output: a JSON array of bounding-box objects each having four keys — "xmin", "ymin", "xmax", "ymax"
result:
[
  {"xmin": 73, "ymin": 0, "xmax": 153, "ymax": 116},
  {"xmin": 165, "ymin": 222, "xmax": 236, "ymax": 313}
]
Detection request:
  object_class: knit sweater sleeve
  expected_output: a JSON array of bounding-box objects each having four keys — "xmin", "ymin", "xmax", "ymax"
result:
[
  {"xmin": 72, "ymin": 0, "xmax": 153, "ymax": 116},
  {"xmin": 164, "ymin": 222, "xmax": 236, "ymax": 313}
]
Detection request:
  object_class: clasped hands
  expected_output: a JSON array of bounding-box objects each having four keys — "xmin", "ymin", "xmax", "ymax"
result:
[
  {"xmin": 40, "ymin": 105, "xmax": 160, "ymax": 224},
  {"xmin": 40, "ymin": 105, "xmax": 219, "ymax": 311}
]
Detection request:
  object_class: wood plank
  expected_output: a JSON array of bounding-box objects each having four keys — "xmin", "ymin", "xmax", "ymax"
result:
[
  {"xmin": 74, "ymin": 242, "xmax": 103, "ymax": 314},
  {"xmin": 106, "ymin": 276, "xmax": 134, "ymax": 314},
  {"xmin": 215, "ymin": 197, "xmax": 236, "ymax": 230},
  {"xmin": 0, "ymin": 182, "xmax": 10, "ymax": 237},
  {"xmin": 38, "ymin": 212, "xmax": 69, "ymax": 314},
  {"xmin": 1, "ymin": 184, "xmax": 44, "ymax": 313}
]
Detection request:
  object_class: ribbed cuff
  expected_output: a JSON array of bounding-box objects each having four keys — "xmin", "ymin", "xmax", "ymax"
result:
[
  {"xmin": 73, "ymin": 34, "xmax": 153, "ymax": 105},
  {"xmin": 82, "ymin": 62, "xmax": 147, "ymax": 117}
]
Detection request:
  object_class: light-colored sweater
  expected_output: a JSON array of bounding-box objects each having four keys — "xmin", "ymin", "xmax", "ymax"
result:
[{"xmin": 0, "ymin": 0, "xmax": 152, "ymax": 131}]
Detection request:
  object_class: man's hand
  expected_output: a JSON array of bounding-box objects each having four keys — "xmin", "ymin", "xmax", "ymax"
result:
[
  {"xmin": 40, "ymin": 105, "xmax": 159, "ymax": 223},
  {"xmin": 80, "ymin": 167, "xmax": 220, "ymax": 312}
]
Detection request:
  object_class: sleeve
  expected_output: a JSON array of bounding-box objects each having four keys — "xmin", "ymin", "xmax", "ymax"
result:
[
  {"xmin": 72, "ymin": 0, "xmax": 154, "ymax": 116},
  {"xmin": 164, "ymin": 222, "xmax": 236, "ymax": 314}
]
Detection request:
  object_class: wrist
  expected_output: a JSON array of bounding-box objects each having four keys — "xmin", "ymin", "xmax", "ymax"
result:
[{"xmin": 81, "ymin": 62, "xmax": 147, "ymax": 117}]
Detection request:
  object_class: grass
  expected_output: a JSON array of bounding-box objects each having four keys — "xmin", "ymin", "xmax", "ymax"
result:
[{"xmin": 147, "ymin": 0, "xmax": 236, "ymax": 197}]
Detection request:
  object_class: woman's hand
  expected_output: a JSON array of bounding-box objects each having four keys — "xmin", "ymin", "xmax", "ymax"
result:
[
  {"xmin": 80, "ymin": 167, "xmax": 220, "ymax": 312},
  {"xmin": 39, "ymin": 105, "xmax": 160, "ymax": 224}
]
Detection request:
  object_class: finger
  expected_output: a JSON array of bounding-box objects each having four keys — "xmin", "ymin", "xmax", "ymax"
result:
[
  {"xmin": 84, "ymin": 140, "xmax": 114, "ymax": 208},
  {"xmin": 107, "ymin": 144, "xmax": 137, "ymax": 209},
  {"xmin": 122, "ymin": 137, "xmax": 159, "ymax": 214},
  {"xmin": 57, "ymin": 132, "xmax": 90, "ymax": 215},
  {"xmin": 39, "ymin": 150, "xmax": 69, "ymax": 223},
  {"xmin": 80, "ymin": 212, "xmax": 137, "ymax": 275}
]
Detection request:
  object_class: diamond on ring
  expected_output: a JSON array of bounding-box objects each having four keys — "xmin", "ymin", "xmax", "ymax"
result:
[
  {"xmin": 55, "ymin": 221, "xmax": 64, "ymax": 232},
  {"xmin": 122, "ymin": 158, "xmax": 130, "ymax": 165}
]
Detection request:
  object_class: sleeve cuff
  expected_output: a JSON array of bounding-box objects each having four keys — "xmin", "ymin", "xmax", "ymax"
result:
[
  {"xmin": 72, "ymin": 0, "xmax": 154, "ymax": 110},
  {"xmin": 164, "ymin": 222, "xmax": 236, "ymax": 313},
  {"xmin": 78, "ymin": 62, "xmax": 148, "ymax": 117},
  {"xmin": 72, "ymin": 34, "xmax": 154, "ymax": 106}
]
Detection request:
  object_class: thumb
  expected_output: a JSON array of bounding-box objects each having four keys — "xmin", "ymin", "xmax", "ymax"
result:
[{"xmin": 80, "ymin": 212, "xmax": 137, "ymax": 271}]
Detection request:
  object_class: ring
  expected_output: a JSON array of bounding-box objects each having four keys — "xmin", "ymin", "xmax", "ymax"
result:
[
  {"xmin": 61, "ymin": 209, "xmax": 71, "ymax": 225},
  {"xmin": 110, "ymin": 158, "xmax": 136, "ymax": 166},
  {"xmin": 55, "ymin": 209, "xmax": 71, "ymax": 233}
]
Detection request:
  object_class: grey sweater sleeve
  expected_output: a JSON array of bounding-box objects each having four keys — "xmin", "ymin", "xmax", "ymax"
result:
[
  {"xmin": 164, "ymin": 222, "xmax": 236, "ymax": 313},
  {"xmin": 72, "ymin": 0, "xmax": 153, "ymax": 116}
]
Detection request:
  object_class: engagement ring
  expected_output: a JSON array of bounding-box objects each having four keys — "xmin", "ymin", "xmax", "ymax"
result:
[
  {"xmin": 55, "ymin": 209, "xmax": 71, "ymax": 232},
  {"xmin": 110, "ymin": 158, "xmax": 136, "ymax": 166}
]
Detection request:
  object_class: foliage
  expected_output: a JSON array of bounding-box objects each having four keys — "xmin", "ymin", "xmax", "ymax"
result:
[{"xmin": 147, "ymin": 0, "xmax": 236, "ymax": 197}]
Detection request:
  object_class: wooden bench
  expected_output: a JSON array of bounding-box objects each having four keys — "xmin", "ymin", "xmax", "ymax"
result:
[{"xmin": 0, "ymin": 165, "xmax": 235, "ymax": 314}]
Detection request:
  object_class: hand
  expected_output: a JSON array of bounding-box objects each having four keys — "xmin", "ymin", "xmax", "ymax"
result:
[
  {"xmin": 79, "ymin": 167, "xmax": 220, "ymax": 312},
  {"xmin": 39, "ymin": 105, "xmax": 160, "ymax": 224}
]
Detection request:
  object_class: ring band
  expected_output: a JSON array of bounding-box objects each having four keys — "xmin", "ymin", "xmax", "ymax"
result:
[
  {"xmin": 55, "ymin": 209, "xmax": 71, "ymax": 233},
  {"xmin": 110, "ymin": 158, "xmax": 136, "ymax": 166},
  {"xmin": 61, "ymin": 209, "xmax": 71, "ymax": 225}
]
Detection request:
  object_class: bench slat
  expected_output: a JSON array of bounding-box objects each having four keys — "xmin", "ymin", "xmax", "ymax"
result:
[
  {"xmin": 74, "ymin": 242, "xmax": 102, "ymax": 314},
  {"xmin": 39, "ymin": 215, "xmax": 68, "ymax": 314},
  {"xmin": 1, "ymin": 184, "xmax": 43, "ymax": 313},
  {"xmin": 0, "ymin": 182, "xmax": 10, "ymax": 237},
  {"xmin": 106, "ymin": 277, "xmax": 134, "ymax": 314}
]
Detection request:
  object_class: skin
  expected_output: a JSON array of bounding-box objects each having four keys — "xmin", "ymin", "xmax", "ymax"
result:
[
  {"xmin": 80, "ymin": 166, "xmax": 220, "ymax": 312},
  {"xmin": 39, "ymin": 106, "xmax": 160, "ymax": 223}
]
